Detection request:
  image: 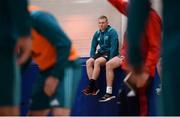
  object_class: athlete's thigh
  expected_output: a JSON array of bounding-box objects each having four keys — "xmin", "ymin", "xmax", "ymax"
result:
[{"xmin": 107, "ymin": 56, "xmax": 122, "ymax": 68}]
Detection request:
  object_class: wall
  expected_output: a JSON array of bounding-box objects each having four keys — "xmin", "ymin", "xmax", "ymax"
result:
[{"xmin": 30, "ymin": 0, "xmax": 123, "ymax": 57}]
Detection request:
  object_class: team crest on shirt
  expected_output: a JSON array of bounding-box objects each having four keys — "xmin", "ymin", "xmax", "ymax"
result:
[{"xmin": 104, "ymin": 36, "xmax": 109, "ymax": 40}]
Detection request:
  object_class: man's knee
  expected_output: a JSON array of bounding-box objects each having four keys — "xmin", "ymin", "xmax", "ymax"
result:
[
  {"xmin": 86, "ymin": 58, "xmax": 94, "ymax": 67},
  {"xmin": 94, "ymin": 59, "xmax": 103, "ymax": 66},
  {"xmin": 106, "ymin": 61, "xmax": 113, "ymax": 70}
]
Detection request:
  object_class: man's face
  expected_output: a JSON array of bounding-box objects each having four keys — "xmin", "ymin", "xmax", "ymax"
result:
[{"xmin": 98, "ymin": 18, "xmax": 108, "ymax": 31}]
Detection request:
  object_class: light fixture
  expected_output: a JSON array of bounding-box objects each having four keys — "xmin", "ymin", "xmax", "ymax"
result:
[{"xmin": 73, "ymin": 0, "xmax": 93, "ymax": 4}]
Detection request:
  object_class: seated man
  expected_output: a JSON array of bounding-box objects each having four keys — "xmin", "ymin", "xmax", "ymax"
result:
[{"xmin": 82, "ymin": 15, "xmax": 119, "ymax": 95}]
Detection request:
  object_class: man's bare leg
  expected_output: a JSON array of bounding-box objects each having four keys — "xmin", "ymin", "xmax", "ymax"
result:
[
  {"xmin": 91, "ymin": 57, "xmax": 107, "ymax": 80},
  {"xmin": 106, "ymin": 56, "xmax": 122, "ymax": 88},
  {"xmin": 52, "ymin": 108, "xmax": 70, "ymax": 116},
  {"xmin": 82, "ymin": 57, "xmax": 106, "ymax": 95},
  {"xmin": 86, "ymin": 58, "xmax": 95, "ymax": 80},
  {"xmin": 99, "ymin": 56, "xmax": 123, "ymax": 102},
  {"xmin": 27, "ymin": 109, "xmax": 50, "ymax": 116},
  {"xmin": 0, "ymin": 107, "xmax": 19, "ymax": 116}
]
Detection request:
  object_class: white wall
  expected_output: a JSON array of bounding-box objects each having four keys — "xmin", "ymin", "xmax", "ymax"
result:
[
  {"xmin": 30, "ymin": 0, "xmax": 123, "ymax": 57},
  {"xmin": 30, "ymin": 0, "xmax": 162, "ymax": 57}
]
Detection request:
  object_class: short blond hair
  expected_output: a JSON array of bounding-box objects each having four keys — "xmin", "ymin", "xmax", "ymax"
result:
[{"xmin": 98, "ymin": 15, "xmax": 108, "ymax": 22}]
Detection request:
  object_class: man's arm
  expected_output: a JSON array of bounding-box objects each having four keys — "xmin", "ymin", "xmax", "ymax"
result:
[
  {"xmin": 108, "ymin": 0, "xmax": 128, "ymax": 16},
  {"xmin": 13, "ymin": 0, "xmax": 32, "ymax": 65},
  {"xmin": 90, "ymin": 32, "xmax": 98, "ymax": 57},
  {"xmin": 109, "ymin": 30, "xmax": 119, "ymax": 59},
  {"xmin": 144, "ymin": 10, "xmax": 162, "ymax": 76}
]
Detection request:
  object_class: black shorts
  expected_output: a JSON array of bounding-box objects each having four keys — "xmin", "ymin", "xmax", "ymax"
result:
[{"xmin": 93, "ymin": 52, "xmax": 108, "ymax": 61}]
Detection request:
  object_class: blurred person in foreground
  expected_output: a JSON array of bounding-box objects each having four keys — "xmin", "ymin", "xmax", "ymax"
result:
[
  {"xmin": 27, "ymin": 7, "xmax": 81, "ymax": 116},
  {"xmin": 0, "ymin": 0, "xmax": 31, "ymax": 115},
  {"xmin": 127, "ymin": 0, "xmax": 180, "ymax": 115}
]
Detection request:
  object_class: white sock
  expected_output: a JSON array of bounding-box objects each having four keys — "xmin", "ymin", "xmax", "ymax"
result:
[{"xmin": 106, "ymin": 86, "xmax": 112, "ymax": 94}]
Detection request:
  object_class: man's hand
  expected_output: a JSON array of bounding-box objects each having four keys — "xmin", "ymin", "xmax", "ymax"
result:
[
  {"xmin": 126, "ymin": 65, "xmax": 150, "ymax": 89},
  {"xmin": 119, "ymin": 55, "xmax": 125, "ymax": 64},
  {"xmin": 44, "ymin": 76, "xmax": 59, "ymax": 97},
  {"xmin": 131, "ymin": 65, "xmax": 149, "ymax": 88},
  {"xmin": 16, "ymin": 36, "xmax": 32, "ymax": 65},
  {"xmin": 132, "ymin": 71, "xmax": 149, "ymax": 88}
]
